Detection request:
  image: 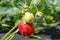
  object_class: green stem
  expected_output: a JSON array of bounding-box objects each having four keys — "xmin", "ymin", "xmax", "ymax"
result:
[
  {"xmin": 31, "ymin": 35, "xmax": 42, "ymax": 40},
  {"xmin": 24, "ymin": 0, "xmax": 27, "ymax": 5},
  {"xmin": 9, "ymin": 34, "xmax": 15, "ymax": 40},
  {"xmin": 0, "ymin": 22, "xmax": 9, "ymax": 27},
  {"xmin": 29, "ymin": 0, "xmax": 33, "ymax": 8},
  {"xmin": 1, "ymin": 21, "xmax": 20, "ymax": 40},
  {"xmin": 9, "ymin": 29, "xmax": 18, "ymax": 40},
  {"xmin": 5, "ymin": 29, "xmax": 18, "ymax": 40},
  {"xmin": 40, "ymin": 0, "xmax": 45, "ymax": 12},
  {"xmin": 34, "ymin": 5, "xmax": 39, "ymax": 12}
]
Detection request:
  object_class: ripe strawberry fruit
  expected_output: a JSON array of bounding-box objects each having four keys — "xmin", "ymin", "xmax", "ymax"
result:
[{"xmin": 18, "ymin": 20, "xmax": 35, "ymax": 36}]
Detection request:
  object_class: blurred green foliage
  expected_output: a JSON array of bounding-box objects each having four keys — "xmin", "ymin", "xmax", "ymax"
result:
[{"xmin": 0, "ymin": 0, "xmax": 60, "ymax": 33}]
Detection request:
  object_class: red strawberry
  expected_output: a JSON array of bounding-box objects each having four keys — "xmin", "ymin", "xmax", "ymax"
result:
[{"xmin": 18, "ymin": 20, "xmax": 35, "ymax": 36}]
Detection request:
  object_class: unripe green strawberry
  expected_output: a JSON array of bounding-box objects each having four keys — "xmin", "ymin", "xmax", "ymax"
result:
[
  {"xmin": 18, "ymin": 20, "xmax": 35, "ymax": 36},
  {"xmin": 22, "ymin": 12, "xmax": 34, "ymax": 23},
  {"xmin": 45, "ymin": 16, "xmax": 54, "ymax": 23}
]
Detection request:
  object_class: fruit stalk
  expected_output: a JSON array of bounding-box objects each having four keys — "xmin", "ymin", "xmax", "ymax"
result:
[
  {"xmin": 1, "ymin": 21, "xmax": 20, "ymax": 40},
  {"xmin": 5, "ymin": 29, "xmax": 18, "ymax": 40}
]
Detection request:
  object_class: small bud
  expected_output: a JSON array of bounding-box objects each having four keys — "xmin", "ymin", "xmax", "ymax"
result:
[
  {"xmin": 35, "ymin": 12, "xmax": 43, "ymax": 19},
  {"xmin": 35, "ymin": 12, "xmax": 43, "ymax": 17}
]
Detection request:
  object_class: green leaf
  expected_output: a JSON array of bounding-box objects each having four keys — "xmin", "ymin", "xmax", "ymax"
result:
[
  {"xmin": 49, "ymin": 22, "xmax": 59, "ymax": 27},
  {"xmin": 43, "ymin": 22, "xmax": 59, "ymax": 27},
  {"xmin": 0, "ymin": 7, "xmax": 20, "ymax": 14},
  {"xmin": 45, "ymin": 0, "xmax": 60, "ymax": 11}
]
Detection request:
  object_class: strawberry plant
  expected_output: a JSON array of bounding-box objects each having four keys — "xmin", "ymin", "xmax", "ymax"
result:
[{"xmin": 0, "ymin": 0, "xmax": 60, "ymax": 40}]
